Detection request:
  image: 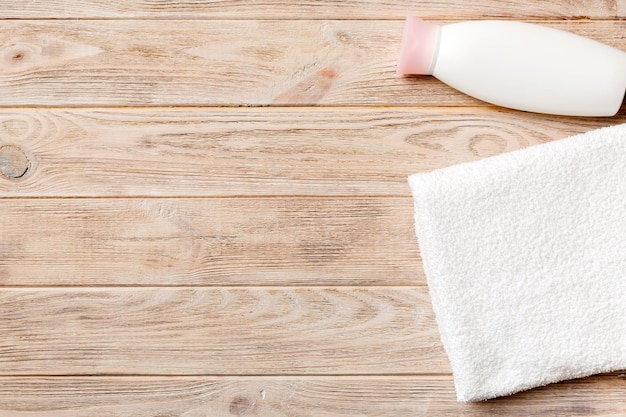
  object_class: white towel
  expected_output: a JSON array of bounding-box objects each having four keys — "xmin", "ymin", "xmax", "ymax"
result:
[{"xmin": 408, "ymin": 123, "xmax": 626, "ymax": 402}]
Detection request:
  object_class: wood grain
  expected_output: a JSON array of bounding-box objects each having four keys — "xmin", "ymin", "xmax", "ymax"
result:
[
  {"xmin": 0, "ymin": 20, "xmax": 622, "ymax": 106},
  {"xmin": 0, "ymin": 197, "xmax": 422, "ymax": 286},
  {"xmin": 0, "ymin": 288, "xmax": 446, "ymax": 375},
  {"xmin": 0, "ymin": 375, "xmax": 623, "ymax": 417},
  {"xmin": 0, "ymin": 0, "xmax": 620, "ymax": 19},
  {"xmin": 1, "ymin": 108, "xmax": 624, "ymax": 197}
]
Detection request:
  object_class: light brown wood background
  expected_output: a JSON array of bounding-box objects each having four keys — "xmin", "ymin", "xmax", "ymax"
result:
[{"xmin": 0, "ymin": 1, "xmax": 625, "ymax": 416}]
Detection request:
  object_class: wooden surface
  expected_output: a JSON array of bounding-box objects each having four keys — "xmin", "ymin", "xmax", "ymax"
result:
[
  {"xmin": 0, "ymin": 1, "xmax": 624, "ymax": 416},
  {"xmin": 0, "ymin": 21, "xmax": 623, "ymax": 107}
]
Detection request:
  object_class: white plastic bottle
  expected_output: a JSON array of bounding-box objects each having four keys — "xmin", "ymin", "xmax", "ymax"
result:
[{"xmin": 397, "ymin": 17, "xmax": 626, "ymax": 116}]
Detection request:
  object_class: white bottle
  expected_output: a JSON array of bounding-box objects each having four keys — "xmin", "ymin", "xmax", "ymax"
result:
[{"xmin": 397, "ymin": 17, "xmax": 626, "ymax": 116}]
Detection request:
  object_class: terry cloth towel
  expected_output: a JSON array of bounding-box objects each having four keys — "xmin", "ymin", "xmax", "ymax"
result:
[{"xmin": 408, "ymin": 123, "xmax": 626, "ymax": 402}]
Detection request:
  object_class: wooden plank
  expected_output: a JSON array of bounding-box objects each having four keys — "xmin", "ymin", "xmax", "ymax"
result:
[
  {"xmin": 0, "ymin": 288, "xmax": 446, "ymax": 375},
  {"xmin": 0, "ymin": 197, "xmax": 423, "ymax": 286},
  {"xmin": 0, "ymin": 0, "xmax": 618, "ymax": 20},
  {"xmin": 1, "ymin": 109, "xmax": 623, "ymax": 197},
  {"xmin": 0, "ymin": 20, "xmax": 622, "ymax": 107},
  {"xmin": 0, "ymin": 375, "xmax": 624, "ymax": 416}
]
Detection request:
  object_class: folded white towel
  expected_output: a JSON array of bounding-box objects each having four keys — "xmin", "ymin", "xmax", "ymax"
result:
[{"xmin": 408, "ymin": 123, "xmax": 626, "ymax": 402}]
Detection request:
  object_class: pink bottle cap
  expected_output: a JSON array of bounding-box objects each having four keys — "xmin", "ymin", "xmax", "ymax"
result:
[{"xmin": 397, "ymin": 16, "xmax": 441, "ymax": 75}]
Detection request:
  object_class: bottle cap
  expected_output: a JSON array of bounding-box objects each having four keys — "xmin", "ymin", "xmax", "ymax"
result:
[{"xmin": 397, "ymin": 16, "xmax": 440, "ymax": 75}]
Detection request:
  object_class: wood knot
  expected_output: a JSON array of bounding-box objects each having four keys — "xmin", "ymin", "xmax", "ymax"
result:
[
  {"xmin": 3, "ymin": 43, "xmax": 37, "ymax": 68},
  {"xmin": 335, "ymin": 31, "xmax": 352, "ymax": 44},
  {"xmin": 2, "ymin": 39, "xmax": 104, "ymax": 73},
  {"xmin": 0, "ymin": 144, "xmax": 30, "ymax": 179},
  {"xmin": 273, "ymin": 67, "xmax": 338, "ymax": 104},
  {"xmin": 468, "ymin": 134, "xmax": 507, "ymax": 158},
  {"xmin": 229, "ymin": 395, "xmax": 253, "ymax": 415}
]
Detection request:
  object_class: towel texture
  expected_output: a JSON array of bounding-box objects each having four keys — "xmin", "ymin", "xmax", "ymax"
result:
[{"xmin": 408, "ymin": 123, "xmax": 626, "ymax": 402}]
